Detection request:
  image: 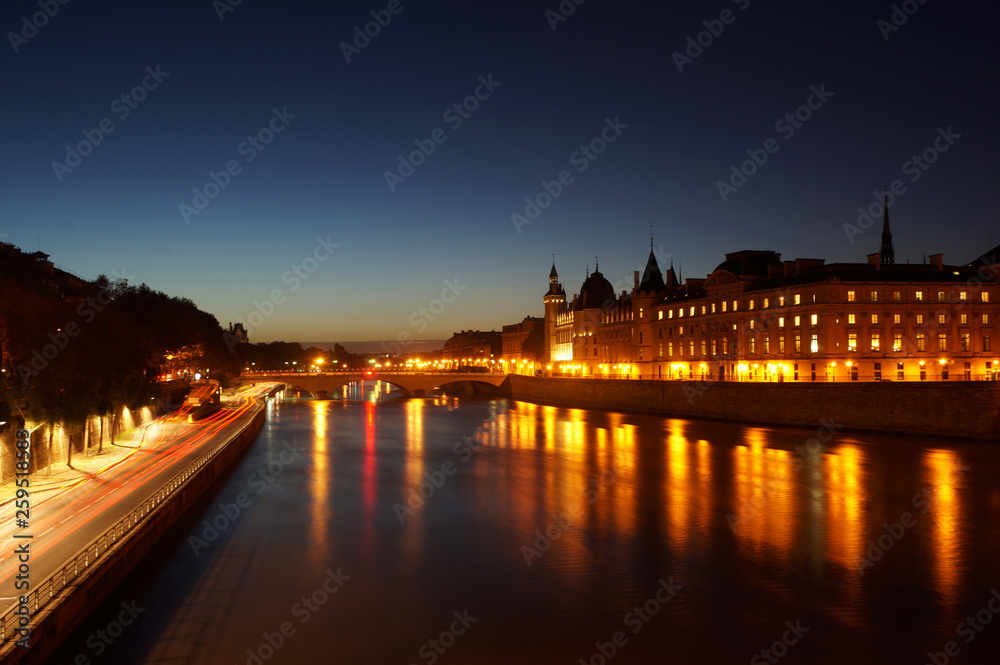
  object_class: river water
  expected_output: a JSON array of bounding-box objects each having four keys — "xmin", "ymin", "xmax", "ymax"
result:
[{"xmin": 51, "ymin": 382, "xmax": 1000, "ymax": 664}]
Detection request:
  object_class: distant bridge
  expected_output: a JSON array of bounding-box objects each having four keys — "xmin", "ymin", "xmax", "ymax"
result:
[{"xmin": 235, "ymin": 371, "xmax": 509, "ymax": 398}]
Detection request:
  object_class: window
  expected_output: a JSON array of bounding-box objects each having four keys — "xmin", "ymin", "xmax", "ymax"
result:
[
  {"xmin": 668, "ymin": 342, "xmax": 673, "ymax": 356},
  {"xmin": 779, "ymin": 337, "xmax": 785, "ymax": 354},
  {"xmin": 701, "ymin": 340, "xmax": 707, "ymax": 355},
  {"xmin": 722, "ymin": 301, "xmax": 727, "ymax": 313},
  {"xmin": 897, "ymin": 362, "xmax": 904, "ymax": 381},
  {"xmin": 916, "ymin": 291, "xmax": 923, "ymax": 302},
  {"xmin": 668, "ymin": 310, "xmax": 673, "ymax": 319},
  {"xmin": 749, "ymin": 299, "xmax": 755, "ymax": 310},
  {"xmin": 794, "ymin": 315, "xmax": 801, "ymax": 327},
  {"xmin": 847, "ymin": 290, "xmax": 856, "ymax": 302},
  {"xmin": 848, "ymin": 314, "xmax": 856, "ymax": 325},
  {"xmin": 938, "ymin": 334, "xmax": 947, "ymax": 352},
  {"xmin": 983, "ymin": 292, "xmax": 990, "ymax": 303},
  {"xmin": 894, "ymin": 314, "xmax": 901, "ymax": 325},
  {"xmin": 871, "ymin": 314, "xmax": 879, "ymax": 325},
  {"xmin": 711, "ymin": 340, "xmax": 717, "ymax": 355},
  {"xmin": 723, "ymin": 337, "xmax": 728, "ymax": 355},
  {"xmin": 848, "ymin": 333, "xmax": 857, "ymax": 351},
  {"xmin": 795, "ymin": 335, "xmax": 801, "ymax": 353},
  {"xmin": 810, "ymin": 314, "xmax": 818, "ymax": 326},
  {"xmin": 960, "ymin": 291, "xmax": 967, "ymax": 302},
  {"xmin": 871, "ymin": 332, "xmax": 880, "ymax": 351},
  {"xmin": 961, "ymin": 333, "xmax": 970, "ymax": 351},
  {"xmin": 639, "ymin": 332, "xmax": 643, "ymax": 344},
  {"xmin": 679, "ymin": 308, "xmax": 684, "ymax": 318},
  {"xmin": 749, "ymin": 320, "xmax": 755, "ymax": 330},
  {"xmin": 985, "ymin": 336, "xmax": 992, "ymax": 352},
  {"xmin": 937, "ymin": 291, "xmax": 945, "ymax": 303},
  {"xmin": 732, "ymin": 300, "xmax": 738, "ymax": 311},
  {"xmin": 916, "ymin": 333, "xmax": 925, "ymax": 352},
  {"xmin": 711, "ymin": 303, "xmax": 717, "ymax": 313},
  {"xmin": 893, "ymin": 333, "xmax": 902, "ymax": 352},
  {"xmin": 764, "ymin": 337, "xmax": 770, "ymax": 354},
  {"xmin": 983, "ymin": 314, "xmax": 990, "ymax": 325},
  {"xmin": 749, "ymin": 337, "xmax": 755, "ymax": 354},
  {"xmin": 779, "ymin": 296, "xmax": 785, "ymax": 307},
  {"xmin": 961, "ymin": 314, "xmax": 968, "ymax": 325},
  {"xmin": 871, "ymin": 291, "xmax": 878, "ymax": 302},
  {"xmin": 794, "ymin": 294, "xmax": 801, "ymax": 305},
  {"xmin": 916, "ymin": 314, "xmax": 924, "ymax": 325},
  {"xmin": 938, "ymin": 313, "xmax": 946, "ymax": 325},
  {"xmin": 689, "ymin": 341, "xmax": 695, "ymax": 356},
  {"xmin": 893, "ymin": 291, "xmax": 902, "ymax": 302},
  {"xmin": 659, "ymin": 344, "xmax": 663, "ymax": 357},
  {"xmin": 658, "ymin": 311, "xmax": 663, "ymax": 320},
  {"xmin": 778, "ymin": 317, "xmax": 785, "ymax": 328},
  {"xmin": 639, "ymin": 308, "xmax": 644, "ymax": 319},
  {"xmin": 875, "ymin": 362, "xmax": 882, "ymax": 381},
  {"xmin": 701, "ymin": 306, "xmax": 706, "ymax": 315},
  {"xmin": 763, "ymin": 298, "xmax": 769, "ymax": 308},
  {"xmin": 810, "ymin": 334, "xmax": 819, "ymax": 353}
]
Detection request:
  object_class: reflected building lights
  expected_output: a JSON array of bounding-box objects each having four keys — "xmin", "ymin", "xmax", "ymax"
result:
[{"xmin": 924, "ymin": 448, "xmax": 963, "ymax": 609}]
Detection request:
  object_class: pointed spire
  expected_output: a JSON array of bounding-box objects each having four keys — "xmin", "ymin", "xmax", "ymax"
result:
[
  {"xmin": 650, "ymin": 224, "xmax": 654, "ymax": 251},
  {"xmin": 880, "ymin": 187, "xmax": 895, "ymax": 266},
  {"xmin": 595, "ymin": 256, "xmax": 599, "ymax": 273}
]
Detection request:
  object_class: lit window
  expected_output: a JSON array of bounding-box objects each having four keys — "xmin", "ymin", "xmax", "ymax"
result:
[
  {"xmin": 778, "ymin": 317, "xmax": 785, "ymax": 328},
  {"xmin": 893, "ymin": 314, "xmax": 900, "ymax": 325},
  {"xmin": 871, "ymin": 332, "xmax": 880, "ymax": 351},
  {"xmin": 871, "ymin": 314, "xmax": 879, "ymax": 325},
  {"xmin": 794, "ymin": 315, "xmax": 801, "ymax": 327},
  {"xmin": 764, "ymin": 337, "xmax": 770, "ymax": 354},
  {"xmin": 961, "ymin": 333, "xmax": 970, "ymax": 351},
  {"xmin": 779, "ymin": 296, "xmax": 785, "ymax": 307},
  {"xmin": 701, "ymin": 340, "xmax": 707, "ymax": 355},
  {"xmin": 749, "ymin": 299, "xmax": 755, "ymax": 310},
  {"xmin": 794, "ymin": 294, "xmax": 801, "ymax": 305},
  {"xmin": 722, "ymin": 301, "xmax": 727, "ymax": 313},
  {"xmin": 639, "ymin": 308, "xmax": 644, "ymax": 319},
  {"xmin": 750, "ymin": 320, "xmax": 755, "ymax": 330},
  {"xmin": 983, "ymin": 314, "xmax": 990, "ymax": 325},
  {"xmin": 711, "ymin": 303, "xmax": 717, "ymax": 313},
  {"xmin": 960, "ymin": 291, "xmax": 967, "ymax": 302},
  {"xmin": 916, "ymin": 314, "xmax": 924, "ymax": 325},
  {"xmin": 848, "ymin": 314, "xmax": 856, "ymax": 325},
  {"xmin": 690, "ymin": 306, "xmax": 695, "ymax": 316},
  {"xmin": 749, "ymin": 337, "xmax": 755, "ymax": 354},
  {"xmin": 779, "ymin": 337, "xmax": 785, "ymax": 353},
  {"xmin": 658, "ymin": 311, "xmax": 663, "ymax": 320},
  {"xmin": 701, "ymin": 306, "xmax": 706, "ymax": 315},
  {"xmin": 733, "ymin": 300, "xmax": 738, "ymax": 311},
  {"xmin": 915, "ymin": 291, "xmax": 923, "ymax": 302},
  {"xmin": 764, "ymin": 298, "xmax": 769, "ymax": 308},
  {"xmin": 871, "ymin": 291, "xmax": 878, "ymax": 302},
  {"xmin": 847, "ymin": 291, "xmax": 856, "ymax": 302},
  {"xmin": 938, "ymin": 334, "xmax": 947, "ymax": 351},
  {"xmin": 679, "ymin": 308, "xmax": 684, "ymax": 318},
  {"xmin": 937, "ymin": 291, "xmax": 945, "ymax": 302},
  {"xmin": 689, "ymin": 341, "xmax": 695, "ymax": 356},
  {"xmin": 938, "ymin": 314, "xmax": 946, "ymax": 325},
  {"xmin": 794, "ymin": 335, "xmax": 801, "ymax": 353},
  {"xmin": 961, "ymin": 314, "xmax": 968, "ymax": 325},
  {"xmin": 668, "ymin": 342, "xmax": 673, "ymax": 356},
  {"xmin": 711, "ymin": 340, "xmax": 717, "ymax": 355},
  {"xmin": 916, "ymin": 333, "xmax": 925, "ymax": 352},
  {"xmin": 723, "ymin": 337, "xmax": 729, "ymax": 354},
  {"xmin": 893, "ymin": 291, "xmax": 901, "ymax": 302},
  {"xmin": 893, "ymin": 334, "xmax": 902, "ymax": 352},
  {"xmin": 810, "ymin": 314, "xmax": 818, "ymax": 326},
  {"xmin": 983, "ymin": 292, "xmax": 990, "ymax": 303},
  {"xmin": 668, "ymin": 310, "xmax": 673, "ymax": 319},
  {"xmin": 810, "ymin": 334, "xmax": 819, "ymax": 353},
  {"xmin": 848, "ymin": 333, "xmax": 857, "ymax": 351}
]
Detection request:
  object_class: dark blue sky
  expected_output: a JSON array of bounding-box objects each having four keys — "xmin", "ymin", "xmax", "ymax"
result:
[{"xmin": 3, "ymin": 0, "xmax": 997, "ymax": 343}]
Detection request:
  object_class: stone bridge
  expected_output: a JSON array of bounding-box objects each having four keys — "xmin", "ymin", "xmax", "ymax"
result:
[{"xmin": 236, "ymin": 371, "xmax": 509, "ymax": 398}]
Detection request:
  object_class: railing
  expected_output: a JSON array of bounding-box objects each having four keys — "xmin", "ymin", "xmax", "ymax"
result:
[{"xmin": 0, "ymin": 402, "xmax": 263, "ymax": 645}]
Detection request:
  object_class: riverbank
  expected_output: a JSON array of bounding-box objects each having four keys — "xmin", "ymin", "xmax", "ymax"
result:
[
  {"xmin": 0, "ymin": 397, "xmax": 266, "ymax": 665},
  {"xmin": 506, "ymin": 375, "xmax": 1000, "ymax": 440}
]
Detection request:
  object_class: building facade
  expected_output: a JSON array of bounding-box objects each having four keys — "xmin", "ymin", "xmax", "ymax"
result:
[{"xmin": 541, "ymin": 220, "xmax": 1000, "ymax": 382}]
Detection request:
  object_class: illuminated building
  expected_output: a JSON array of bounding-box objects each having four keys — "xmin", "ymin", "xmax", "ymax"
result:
[{"xmin": 540, "ymin": 216, "xmax": 1000, "ymax": 381}]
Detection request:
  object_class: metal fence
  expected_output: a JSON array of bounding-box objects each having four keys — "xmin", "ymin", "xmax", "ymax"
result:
[{"xmin": 0, "ymin": 403, "xmax": 263, "ymax": 644}]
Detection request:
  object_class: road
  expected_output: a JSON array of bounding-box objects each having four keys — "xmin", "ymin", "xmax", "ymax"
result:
[{"xmin": 0, "ymin": 383, "xmax": 273, "ymax": 614}]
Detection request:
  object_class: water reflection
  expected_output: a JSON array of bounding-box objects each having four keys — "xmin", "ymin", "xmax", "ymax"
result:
[
  {"xmin": 923, "ymin": 448, "xmax": 964, "ymax": 609},
  {"xmin": 308, "ymin": 400, "xmax": 330, "ymax": 566}
]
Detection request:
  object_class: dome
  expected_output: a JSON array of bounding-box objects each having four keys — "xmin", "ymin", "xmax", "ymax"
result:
[{"xmin": 575, "ymin": 270, "xmax": 615, "ymax": 310}]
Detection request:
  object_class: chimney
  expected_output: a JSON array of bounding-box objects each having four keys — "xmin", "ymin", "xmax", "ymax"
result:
[
  {"xmin": 929, "ymin": 253, "xmax": 943, "ymax": 270},
  {"xmin": 634, "ymin": 271, "xmax": 640, "ymax": 289},
  {"xmin": 867, "ymin": 253, "xmax": 880, "ymax": 268}
]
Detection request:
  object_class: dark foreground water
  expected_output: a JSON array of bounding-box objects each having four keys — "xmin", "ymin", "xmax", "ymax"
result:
[{"xmin": 51, "ymin": 383, "xmax": 1000, "ymax": 664}]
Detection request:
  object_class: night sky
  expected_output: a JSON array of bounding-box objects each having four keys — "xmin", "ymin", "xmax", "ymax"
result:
[{"xmin": 3, "ymin": 0, "xmax": 997, "ymax": 345}]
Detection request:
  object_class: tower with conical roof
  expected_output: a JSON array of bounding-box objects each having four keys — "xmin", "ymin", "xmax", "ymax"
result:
[
  {"xmin": 880, "ymin": 194, "xmax": 895, "ymax": 266},
  {"xmin": 632, "ymin": 234, "xmax": 667, "ymax": 378},
  {"xmin": 543, "ymin": 257, "xmax": 567, "ymax": 363}
]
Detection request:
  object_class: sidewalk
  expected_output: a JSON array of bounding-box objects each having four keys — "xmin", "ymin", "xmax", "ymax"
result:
[{"xmin": 0, "ymin": 423, "xmax": 154, "ymax": 509}]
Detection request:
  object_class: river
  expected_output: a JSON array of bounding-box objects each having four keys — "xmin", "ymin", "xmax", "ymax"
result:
[{"xmin": 50, "ymin": 382, "xmax": 1000, "ymax": 664}]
